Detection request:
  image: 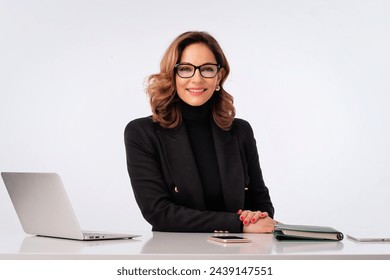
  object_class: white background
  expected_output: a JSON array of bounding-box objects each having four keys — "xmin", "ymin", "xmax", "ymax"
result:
[{"xmin": 1, "ymin": 0, "xmax": 390, "ymax": 236}]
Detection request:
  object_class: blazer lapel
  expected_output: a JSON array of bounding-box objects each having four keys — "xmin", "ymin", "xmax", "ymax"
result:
[
  {"xmin": 156, "ymin": 124, "xmax": 206, "ymax": 210},
  {"xmin": 211, "ymin": 122, "xmax": 245, "ymax": 212}
]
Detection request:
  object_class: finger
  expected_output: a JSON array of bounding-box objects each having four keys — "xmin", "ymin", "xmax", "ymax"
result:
[
  {"xmin": 242, "ymin": 220, "xmax": 276, "ymax": 233},
  {"xmin": 243, "ymin": 212, "xmax": 257, "ymax": 225},
  {"xmin": 239, "ymin": 210, "xmax": 250, "ymax": 221},
  {"xmin": 240, "ymin": 210, "xmax": 264, "ymax": 223},
  {"xmin": 260, "ymin": 211, "xmax": 269, "ymax": 218},
  {"xmin": 239, "ymin": 210, "xmax": 269, "ymax": 224},
  {"xmin": 240, "ymin": 210, "xmax": 256, "ymax": 223},
  {"xmin": 250, "ymin": 211, "xmax": 269, "ymax": 223},
  {"xmin": 250, "ymin": 211, "xmax": 262, "ymax": 223}
]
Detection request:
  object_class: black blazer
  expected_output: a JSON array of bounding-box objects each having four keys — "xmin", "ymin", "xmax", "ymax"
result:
[{"xmin": 124, "ymin": 117, "xmax": 274, "ymax": 232}]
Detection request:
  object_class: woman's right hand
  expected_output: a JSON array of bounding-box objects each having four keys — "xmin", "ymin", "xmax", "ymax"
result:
[
  {"xmin": 242, "ymin": 216, "xmax": 276, "ymax": 233},
  {"xmin": 237, "ymin": 209, "xmax": 269, "ymax": 226}
]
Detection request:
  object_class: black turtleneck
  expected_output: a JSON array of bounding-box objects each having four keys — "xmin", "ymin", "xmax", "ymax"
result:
[{"xmin": 180, "ymin": 99, "xmax": 225, "ymax": 211}]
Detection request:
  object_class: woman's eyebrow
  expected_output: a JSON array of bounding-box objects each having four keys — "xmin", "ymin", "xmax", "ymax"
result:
[{"xmin": 179, "ymin": 61, "xmax": 217, "ymax": 65}]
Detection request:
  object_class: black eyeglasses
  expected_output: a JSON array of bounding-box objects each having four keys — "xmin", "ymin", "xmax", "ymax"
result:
[{"xmin": 174, "ymin": 63, "xmax": 221, "ymax": 78}]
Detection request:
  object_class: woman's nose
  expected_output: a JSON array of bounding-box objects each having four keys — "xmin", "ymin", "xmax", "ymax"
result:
[{"xmin": 191, "ymin": 68, "xmax": 203, "ymax": 81}]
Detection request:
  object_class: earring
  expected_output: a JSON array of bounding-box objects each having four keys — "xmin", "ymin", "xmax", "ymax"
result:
[{"xmin": 215, "ymin": 85, "xmax": 221, "ymax": 91}]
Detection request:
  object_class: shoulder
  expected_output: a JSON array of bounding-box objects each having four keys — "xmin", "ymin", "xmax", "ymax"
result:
[
  {"xmin": 232, "ymin": 118, "xmax": 251, "ymax": 128},
  {"xmin": 230, "ymin": 118, "xmax": 258, "ymax": 149},
  {"xmin": 124, "ymin": 116, "xmax": 159, "ymax": 142},
  {"xmin": 125, "ymin": 116, "xmax": 154, "ymax": 131},
  {"xmin": 231, "ymin": 118, "xmax": 254, "ymax": 136}
]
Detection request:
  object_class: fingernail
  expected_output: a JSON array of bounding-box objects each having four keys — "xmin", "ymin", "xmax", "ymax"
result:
[
  {"xmin": 251, "ymin": 218, "xmax": 255, "ymax": 223},
  {"xmin": 244, "ymin": 220, "xmax": 248, "ymax": 225},
  {"xmin": 240, "ymin": 216, "xmax": 244, "ymax": 221}
]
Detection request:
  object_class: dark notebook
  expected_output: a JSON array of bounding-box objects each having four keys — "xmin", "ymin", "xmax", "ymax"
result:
[{"xmin": 274, "ymin": 224, "xmax": 344, "ymax": 241}]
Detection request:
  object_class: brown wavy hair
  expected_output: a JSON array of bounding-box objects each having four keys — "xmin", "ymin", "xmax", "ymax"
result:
[{"xmin": 146, "ymin": 31, "xmax": 235, "ymax": 130}]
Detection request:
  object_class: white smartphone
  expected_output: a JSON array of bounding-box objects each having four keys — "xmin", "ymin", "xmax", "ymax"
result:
[{"xmin": 208, "ymin": 235, "xmax": 252, "ymax": 243}]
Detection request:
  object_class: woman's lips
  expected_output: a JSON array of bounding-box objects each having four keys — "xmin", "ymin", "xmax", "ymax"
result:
[{"xmin": 187, "ymin": 88, "xmax": 207, "ymax": 96}]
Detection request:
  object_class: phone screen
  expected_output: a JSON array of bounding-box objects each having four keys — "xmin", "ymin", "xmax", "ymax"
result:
[
  {"xmin": 208, "ymin": 235, "xmax": 252, "ymax": 243},
  {"xmin": 212, "ymin": 236, "xmax": 245, "ymax": 240}
]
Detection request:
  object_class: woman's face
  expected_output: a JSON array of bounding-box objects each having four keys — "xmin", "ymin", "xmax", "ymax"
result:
[{"xmin": 175, "ymin": 43, "xmax": 222, "ymax": 106}]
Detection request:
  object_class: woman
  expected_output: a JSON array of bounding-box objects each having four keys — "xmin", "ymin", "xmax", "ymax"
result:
[{"xmin": 125, "ymin": 31, "xmax": 276, "ymax": 233}]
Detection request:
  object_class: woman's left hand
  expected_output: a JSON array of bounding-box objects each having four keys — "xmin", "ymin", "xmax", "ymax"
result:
[
  {"xmin": 237, "ymin": 209, "xmax": 269, "ymax": 226},
  {"xmin": 242, "ymin": 216, "xmax": 276, "ymax": 233}
]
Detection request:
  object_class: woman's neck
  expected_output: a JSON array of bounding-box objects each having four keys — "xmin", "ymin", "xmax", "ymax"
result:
[{"xmin": 180, "ymin": 98, "xmax": 213, "ymax": 121}]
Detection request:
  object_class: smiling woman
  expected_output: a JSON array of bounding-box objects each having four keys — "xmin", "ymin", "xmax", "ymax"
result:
[
  {"xmin": 145, "ymin": 31, "xmax": 235, "ymax": 130},
  {"xmin": 124, "ymin": 31, "xmax": 276, "ymax": 233},
  {"xmin": 174, "ymin": 43, "xmax": 221, "ymax": 107}
]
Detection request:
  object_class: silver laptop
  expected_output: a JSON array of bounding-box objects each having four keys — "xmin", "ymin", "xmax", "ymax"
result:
[
  {"xmin": 346, "ymin": 226, "xmax": 390, "ymax": 242},
  {"xmin": 1, "ymin": 172, "xmax": 139, "ymax": 241},
  {"xmin": 347, "ymin": 232, "xmax": 390, "ymax": 242}
]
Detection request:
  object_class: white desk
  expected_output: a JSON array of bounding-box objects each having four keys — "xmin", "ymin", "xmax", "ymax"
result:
[{"xmin": 1, "ymin": 231, "xmax": 390, "ymax": 260}]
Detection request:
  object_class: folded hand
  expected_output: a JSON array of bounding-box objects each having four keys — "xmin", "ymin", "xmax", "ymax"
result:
[
  {"xmin": 242, "ymin": 216, "xmax": 276, "ymax": 233},
  {"xmin": 237, "ymin": 209, "xmax": 276, "ymax": 233},
  {"xmin": 237, "ymin": 209, "xmax": 269, "ymax": 225}
]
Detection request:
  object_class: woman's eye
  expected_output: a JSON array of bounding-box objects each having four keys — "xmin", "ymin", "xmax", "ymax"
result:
[
  {"xmin": 201, "ymin": 66, "xmax": 216, "ymax": 72},
  {"xmin": 178, "ymin": 66, "xmax": 193, "ymax": 72}
]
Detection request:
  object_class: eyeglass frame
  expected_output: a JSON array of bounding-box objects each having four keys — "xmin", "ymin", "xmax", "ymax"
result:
[{"xmin": 174, "ymin": 63, "xmax": 221, "ymax": 78}]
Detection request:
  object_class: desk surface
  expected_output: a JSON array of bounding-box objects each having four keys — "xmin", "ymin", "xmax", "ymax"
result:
[{"xmin": 1, "ymin": 231, "xmax": 390, "ymax": 260}]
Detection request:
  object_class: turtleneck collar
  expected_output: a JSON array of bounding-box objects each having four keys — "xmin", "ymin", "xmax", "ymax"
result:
[{"xmin": 180, "ymin": 96, "xmax": 214, "ymax": 121}]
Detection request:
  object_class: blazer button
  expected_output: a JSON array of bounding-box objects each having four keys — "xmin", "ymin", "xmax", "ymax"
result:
[
  {"xmin": 214, "ymin": 230, "xmax": 230, "ymax": 233},
  {"xmin": 244, "ymin": 187, "xmax": 249, "ymax": 191},
  {"xmin": 174, "ymin": 186, "xmax": 180, "ymax": 193}
]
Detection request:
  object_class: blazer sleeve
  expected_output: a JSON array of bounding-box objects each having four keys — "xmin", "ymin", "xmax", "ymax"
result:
[
  {"xmin": 124, "ymin": 118, "xmax": 242, "ymax": 232},
  {"xmin": 235, "ymin": 119, "xmax": 275, "ymax": 218}
]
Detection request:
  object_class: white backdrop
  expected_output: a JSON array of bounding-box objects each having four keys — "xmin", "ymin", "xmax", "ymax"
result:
[{"xmin": 1, "ymin": 0, "xmax": 390, "ymax": 235}]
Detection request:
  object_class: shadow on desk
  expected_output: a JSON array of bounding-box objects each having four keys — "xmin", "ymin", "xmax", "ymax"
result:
[
  {"xmin": 274, "ymin": 240, "xmax": 344, "ymax": 254},
  {"xmin": 140, "ymin": 232, "xmax": 274, "ymax": 255},
  {"xmin": 19, "ymin": 235, "xmax": 140, "ymax": 254},
  {"xmin": 140, "ymin": 232, "xmax": 345, "ymax": 256}
]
